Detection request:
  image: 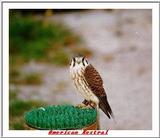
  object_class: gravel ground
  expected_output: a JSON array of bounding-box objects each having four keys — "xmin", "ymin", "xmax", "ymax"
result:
[{"xmin": 11, "ymin": 10, "xmax": 152, "ymax": 130}]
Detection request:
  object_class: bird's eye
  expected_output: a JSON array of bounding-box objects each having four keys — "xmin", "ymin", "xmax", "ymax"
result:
[
  {"xmin": 72, "ymin": 58, "xmax": 76, "ymax": 67},
  {"xmin": 82, "ymin": 57, "xmax": 85, "ymax": 66},
  {"xmin": 82, "ymin": 57, "xmax": 85, "ymax": 62}
]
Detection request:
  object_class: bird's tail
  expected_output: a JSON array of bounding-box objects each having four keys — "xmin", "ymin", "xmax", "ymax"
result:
[{"xmin": 99, "ymin": 96, "xmax": 115, "ymax": 120}]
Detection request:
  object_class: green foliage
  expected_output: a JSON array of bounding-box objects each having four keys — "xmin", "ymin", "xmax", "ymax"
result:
[
  {"xmin": 9, "ymin": 10, "xmax": 93, "ymax": 67},
  {"xmin": 9, "ymin": 67, "xmax": 21, "ymax": 84},
  {"xmin": 22, "ymin": 73, "xmax": 43, "ymax": 85},
  {"xmin": 9, "ymin": 91, "xmax": 46, "ymax": 130},
  {"xmin": 51, "ymin": 50, "xmax": 69, "ymax": 66},
  {"xmin": 9, "ymin": 68, "xmax": 20, "ymax": 78},
  {"xmin": 9, "ymin": 11, "xmax": 80, "ymax": 65},
  {"xmin": 24, "ymin": 105, "xmax": 97, "ymax": 130},
  {"xmin": 10, "ymin": 117, "xmax": 25, "ymax": 130},
  {"xmin": 10, "ymin": 72, "xmax": 43, "ymax": 85},
  {"xmin": 10, "ymin": 99, "xmax": 45, "ymax": 117},
  {"xmin": 9, "ymin": 91, "xmax": 18, "ymax": 101}
]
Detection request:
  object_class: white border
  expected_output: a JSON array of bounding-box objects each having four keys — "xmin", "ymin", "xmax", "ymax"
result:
[{"xmin": 2, "ymin": 2, "xmax": 159, "ymax": 137}]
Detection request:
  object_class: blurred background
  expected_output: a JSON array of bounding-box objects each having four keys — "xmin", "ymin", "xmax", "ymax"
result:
[{"xmin": 9, "ymin": 9, "xmax": 152, "ymax": 130}]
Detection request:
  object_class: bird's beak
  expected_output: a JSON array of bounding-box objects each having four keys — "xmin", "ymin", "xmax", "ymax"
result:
[{"xmin": 77, "ymin": 61, "xmax": 81, "ymax": 64}]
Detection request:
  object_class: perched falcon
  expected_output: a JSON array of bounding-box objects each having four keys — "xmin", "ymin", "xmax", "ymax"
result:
[{"xmin": 70, "ymin": 56, "xmax": 114, "ymax": 119}]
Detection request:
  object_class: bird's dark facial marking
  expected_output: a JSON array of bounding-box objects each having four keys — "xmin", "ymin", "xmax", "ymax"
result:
[
  {"xmin": 85, "ymin": 59, "xmax": 88, "ymax": 64},
  {"xmin": 73, "ymin": 57, "xmax": 76, "ymax": 67},
  {"xmin": 82, "ymin": 57, "xmax": 85, "ymax": 66}
]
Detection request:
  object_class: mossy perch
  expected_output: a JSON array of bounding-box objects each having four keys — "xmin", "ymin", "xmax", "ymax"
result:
[{"xmin": 24, "ymin": 104, "xmax": 98, "ymax": 130}]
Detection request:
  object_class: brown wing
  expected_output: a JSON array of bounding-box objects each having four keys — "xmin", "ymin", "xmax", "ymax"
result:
[
  {"xmin": 84, "ymin": 64, "xmax": 105, "ymax": 97},
  {"xmin": 84, "ymin": 64, "xmax": 113, "ymax": 119}
]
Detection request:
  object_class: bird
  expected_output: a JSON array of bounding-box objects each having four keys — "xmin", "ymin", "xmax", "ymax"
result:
[{"xmin": 70, "ymin": 56, "xmax": 114, "ymax": 119}]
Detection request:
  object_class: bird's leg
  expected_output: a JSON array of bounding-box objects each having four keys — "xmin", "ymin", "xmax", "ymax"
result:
[
  {"xmin": 82, "ymin": 100, "xmax": 94, "ymax": 109},
  {"xmin": 82, "ymin": 99, "xmax": 90, "ymax": 106},
  {"xmin": 76, "ymin": 100, "xmax": 97, "ymax": 109},
  {"xmin": 81, "ymin": 100, "xmax": 97, "ymax": 109}
]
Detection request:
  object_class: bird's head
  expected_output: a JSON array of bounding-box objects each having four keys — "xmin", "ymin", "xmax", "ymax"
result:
[{"xmin": 70, "ymin": 56, "xmax": 89, "ymax": 69}]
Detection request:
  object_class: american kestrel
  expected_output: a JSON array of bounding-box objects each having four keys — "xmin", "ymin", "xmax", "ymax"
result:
[{"xmin": 70, "ymin": 56, "xmax": 114, "ymax": 119}]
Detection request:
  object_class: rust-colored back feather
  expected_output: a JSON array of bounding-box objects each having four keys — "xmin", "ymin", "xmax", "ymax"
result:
[{"xmin": 84, "ymin": 65, "xmax": 104, "ymax": 96}]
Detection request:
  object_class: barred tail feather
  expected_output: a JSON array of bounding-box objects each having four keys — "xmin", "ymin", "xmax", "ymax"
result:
[{"xmin": 99, "ymin": 96, "xmax": 114, "ymax": 119}]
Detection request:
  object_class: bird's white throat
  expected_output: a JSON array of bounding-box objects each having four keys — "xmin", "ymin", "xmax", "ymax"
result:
[{"xmin": 70, "ymin": 64, "xmax": 86, "ymax": 79}]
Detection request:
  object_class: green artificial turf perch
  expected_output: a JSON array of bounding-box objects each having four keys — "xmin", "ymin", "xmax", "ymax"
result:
[{"xmin": 24, "ymin": 104, "xmax": 97, "ymax": 130}]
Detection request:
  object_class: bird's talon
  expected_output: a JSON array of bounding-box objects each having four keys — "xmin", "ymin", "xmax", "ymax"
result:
[
  {"xmin": 81, "ymin": 105, "xmax": 93, "ymax": 109},
  {"xmin": 76, "ymin": 103, "xmax": 86, "ymax": 108},
  {"xmin": 83, "ymin": 105, "xmax": 93, "ymax": 109},
  {"xmin": 89, "ymin": 102, "xmax": 97, "ymax": 108},
  {"xmin": 76, "ymin": 103, "xmax": 93, "ymax": 109}
]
